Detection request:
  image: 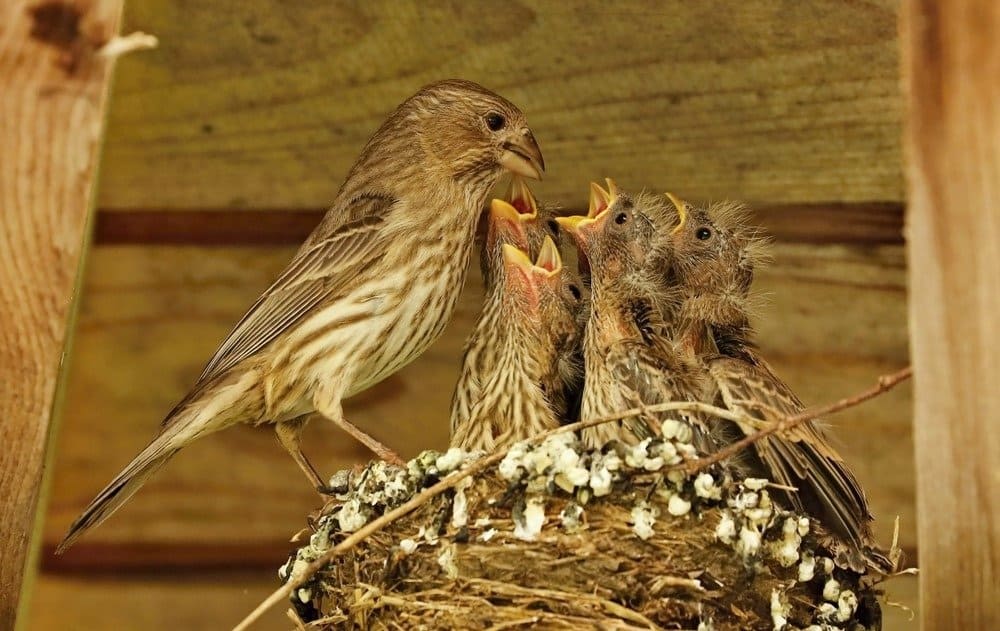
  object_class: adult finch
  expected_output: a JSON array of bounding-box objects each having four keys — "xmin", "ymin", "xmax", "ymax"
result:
[
  {"xmin": 452, "ymin": 238, "xmax": 584, "ymax": 451},
  {"xmin": 59, "ymin": 79, "xmax": 544, "ymax": 553}
]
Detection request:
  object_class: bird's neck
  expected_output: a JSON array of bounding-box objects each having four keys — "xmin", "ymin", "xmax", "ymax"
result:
[{"xmin": 587, "ymin": 281, "xmax": 644, "ymax": 351}]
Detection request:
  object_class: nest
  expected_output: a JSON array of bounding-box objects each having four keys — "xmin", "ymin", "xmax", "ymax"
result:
[{"xmin": 278, "ymin": 421, "xmax": 895, "ymax": 631}]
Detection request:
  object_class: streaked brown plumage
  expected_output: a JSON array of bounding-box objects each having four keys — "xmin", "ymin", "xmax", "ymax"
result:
[
  {"xmin": 454, "ymin": 178, "xmax": 579, "ymax": 434},
  {"xmin": 557, "ymin": 186, "xmax": 705, "ymax": 448},
  {"xmin": 653, "ymin": 194, "xmax": 886, "ymax": 571},
  {"xmin": 451, "ymin": 239, "xmax": 584, "ymax": 451},
  {"xmin": 59, "ymin": 79, "xmax": 545, "ymax": 553}
]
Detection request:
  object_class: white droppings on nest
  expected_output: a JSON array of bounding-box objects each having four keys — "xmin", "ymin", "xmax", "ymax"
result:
[
  {"xmin": 738, "ymin": 524, "xmax": 763, "ymax": 558},
  {"xmin": 715, "ymin": 511, "xmax": 737, "ymax": 544},
  {"xmin": 513, "ymin": 496, "xmax": 546, "ymax": 541},
  {"xmin": 836, "ymin": 590, "xmax": 859, "ymax": 623},
  {"xmin": 560, "ymin": 502, "xmax": 585, "ymax": 532},
  {"xmin": 667, "ymin": 494, "xmax": 692, "ymax": 517},
  {"xmin": 821, "ymin": 556, "xmax": 835, "ymax": 576},
  {"xmin": 337, "ymin": 498, "xmax": 369, "ymax": 533},
  {"xmin": 552, "ymin": 446, "xmax": 590, "ymax": 492},
  {"xmin": 417, "ymin": 525, "xmax": 438, "ymax": 545},
  {"xmin": 451, "ymin": 476, "xmax": 472, "ymax": 528},
  {"xmin": 588, "ymin": 451, "xmax": 618, "ymax": 497},
  {"xmin": 770, "ymin": 587, "xmax": 790, "ymax": 630},
  {"xmin": 498, "ymin": 442, "xmax": 529, "ymax": 481},
  {"xmin": 796, "ymin": 516, "xmax": 810, "ymax": 537},
  {"xmin": 437, "ymin": 543, "xmax": 459, "ymax": 579},
  {"xmin": 435, "ymin": 447, "xmax": 467, "ymax": 473},
  {"xmin": 399, "ymin": 538, "xmax": 419, "ymax": 555},
  {"xmin": 308, "ymin": 527, "xmax": 331, "ymax": 554},
  {"xmin": 822, "ymin": 578, "xmax": 842, "ymax": 602},
  {"xmin": 478, "ymin": 528, "xmax": 497, "ymax": 542},
  {"xmin": 744, "ymin": 478, "xmax": 769, "ymax": 491},
  {"xmin": 694, "ymin": 472, "xmax": 722, "ymax": 500},
  {"xmin": 798, "ymin": 551, "xmax": 817, "ymax": 582},
  {"xmin": 770, "ymin": 517, "xmax": 805, "ymax": 568},
  {"xmin": 297, "ymin": 587, "xmax": 312, "ymax": 604},
  {"xmin": 631, "ymin": 502, "xmax": 658, "ymax": 540}
]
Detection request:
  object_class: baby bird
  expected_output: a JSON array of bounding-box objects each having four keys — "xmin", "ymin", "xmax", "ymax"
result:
[
  {"xmin": 478, "ymin": 175, "xmax": 564, "ymax": 285},
  {"xmin": 451, "ymin": 238, "xmax": 584, "ymax": 451},
  {"xmin": 557, "ymin": 187, "xmax": 706, "ymax": 449},
  {"xmin": 654, "ymin": 194, "xmax": 886, "ymax": 572},
  {"xmin": 454, "ymin": 177, "xmax": 576, "ymax": 433}
]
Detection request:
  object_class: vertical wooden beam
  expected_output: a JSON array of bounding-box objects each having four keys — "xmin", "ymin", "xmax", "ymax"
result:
[
  {"xmin": 0, "ymin": 1, "xmax": 123, "ymax": 627},
  {"xmin": 901, "ymin": 1, "xmax": 1000, "ymax": 628}
]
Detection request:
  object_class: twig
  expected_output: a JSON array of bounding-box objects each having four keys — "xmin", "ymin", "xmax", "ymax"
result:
[
  {"xmin": 232, "ymin": 366, "xmax": 911, "ymax": 630},
  {"xmin": 675, "ymin": 366, "xmax": 912, "ymax": 475}
]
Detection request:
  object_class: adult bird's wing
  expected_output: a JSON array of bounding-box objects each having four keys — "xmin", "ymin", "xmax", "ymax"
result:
[
  {"xmin": 706, "ymin": 356, "xmax": 872, "ymax": 546},
  {"xmin": 196, "ymin": 202, "xmax": 394, "ymax": 386}
]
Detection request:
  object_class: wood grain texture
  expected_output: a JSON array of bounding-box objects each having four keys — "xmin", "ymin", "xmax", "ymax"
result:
[
  {"xmin": 0, "ymin": 0, "xmax": 122, "ymax": 627},
  {"xmin": 96, "ymin": 0, "xmax": 903, "ymax": 211},
  {"xmin": 92, "ymin": 202, "xmax": 905, "ymax": 246},
  {"xmin": 28, "ymin": 571, "xmax": 289, "ymax": 631},
  {"xmin": 901, "ymin": 1, "xmax": 1000, "ymax": 628},
  {"xmin": 42, "ymin": 242, "xmax": 913, "ymax": 566}
]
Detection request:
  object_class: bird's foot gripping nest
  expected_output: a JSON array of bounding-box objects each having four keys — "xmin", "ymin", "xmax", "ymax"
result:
[{"xmin": 279, "ymin": 428, "xmax": 895, "ymax": 631}]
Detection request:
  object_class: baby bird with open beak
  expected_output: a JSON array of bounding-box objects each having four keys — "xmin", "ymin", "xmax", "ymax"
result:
[
  {"xmin": 451, "ymin": 238, "xmax": 585, "ymax": 451},
  {"xmin": 655, "ymin": 194, "xmax": 888, "ymax": 572},
  {"xmin": 478, "ymin": 175, "xmax": 564, "ymax": 285},
  {"xmin": 557, "ymin": 186, "xmax": 706, "ymax": 449},
  {"xmin": 453, "ymin": 179, "xmax": 584, "ymax": 433}
]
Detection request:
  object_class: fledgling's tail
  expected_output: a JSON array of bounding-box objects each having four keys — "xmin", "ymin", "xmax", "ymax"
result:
[{"xmin": 56, "ymin": 435, "xmax": 181, "ymax": 554}]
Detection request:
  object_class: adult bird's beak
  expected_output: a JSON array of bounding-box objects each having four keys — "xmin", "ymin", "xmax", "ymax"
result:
[
  {"xmin": 665, "ymin": 192, "xmax": 687, "ymax": 235},
  {"xmin": 500, "ymin": 129, "xmax": 545, "ymax": 180}
]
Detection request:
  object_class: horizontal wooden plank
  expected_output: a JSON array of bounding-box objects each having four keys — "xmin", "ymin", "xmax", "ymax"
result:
[
  {"xmin": 28, "ymin": 571, "xmax": 288, "ymax": 631},
  {"xmin": 43, "ymin": 242, "xmax": 912, "ymax": 567},
  {"xmin": 93, "ymin": 202, "xmax": 905, "ymax": 246},
  {"xmin": 97, "ymin": 0, "xmax": 902, "ymax": 211}
]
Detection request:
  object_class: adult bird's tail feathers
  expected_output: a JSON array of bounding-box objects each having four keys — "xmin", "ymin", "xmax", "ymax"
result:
[{"xmin": 55, "ymin": 430, "xmax": 183, "ymax": 554}]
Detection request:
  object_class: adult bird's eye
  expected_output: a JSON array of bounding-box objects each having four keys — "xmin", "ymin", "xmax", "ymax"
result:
[
  {"xmin": 485, "ymin": 112, "xmax": 506, "ymax": 132},
  {"xmin": 615, "ymin": 212, "xmax": 629, "ymax": 225},
  {"xmin": 696, "ymin": 227, "xmax": 712, "ymax": 240},
  {"xmin": 568, "ymin": 284, "xmax": 581, "ymax": 300}
]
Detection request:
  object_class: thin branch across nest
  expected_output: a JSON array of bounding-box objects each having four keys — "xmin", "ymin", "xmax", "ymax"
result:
[{"xmin": 235, "ymin": 368, "xmax": 912, "ymax": 631}]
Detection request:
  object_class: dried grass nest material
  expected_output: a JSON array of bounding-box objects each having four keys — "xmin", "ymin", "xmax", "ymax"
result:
[{"xmin": 280, "ymin": 429, "xmax": 892, "ymax": 631}]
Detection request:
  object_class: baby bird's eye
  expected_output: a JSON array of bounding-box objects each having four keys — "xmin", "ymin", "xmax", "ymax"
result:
[
  {"xmin": 568, "ymin": 284, "xmax": 582, "ymax": 300},
  {"xmin": 485, "ymin": 112, "xmax": 506, "ymax": 132},
  {"xmin": 696, "ymin": 227, "xmax": 712, "ymax": 241},
  {"xmin": 614, "ymin": 212, "xmax": 629, "ymax": 225},
  {"xmin": 546, "ymin": 218, "xmax": 560, "ymax": 236}
]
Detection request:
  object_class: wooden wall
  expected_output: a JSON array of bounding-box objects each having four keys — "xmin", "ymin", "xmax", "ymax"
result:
[{"xmin": 32, "ymin": 1, "xmax": 915, "ymax": 629}]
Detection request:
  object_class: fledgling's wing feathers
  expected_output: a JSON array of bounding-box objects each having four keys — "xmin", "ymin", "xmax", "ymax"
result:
[
  {"xmin": 197, "ymin": 208, "xmax": 394, "ymax": 385},
  {"xmin": 707, "ymin": 356, "xmax": 872, "ymax": 547}
]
